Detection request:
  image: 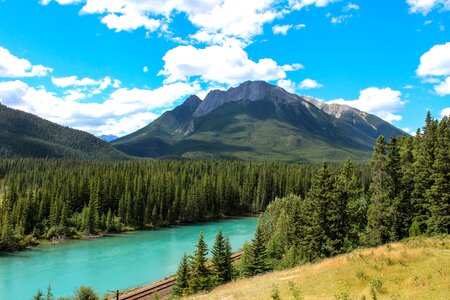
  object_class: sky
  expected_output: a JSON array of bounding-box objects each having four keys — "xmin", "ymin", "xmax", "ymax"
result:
[{"xmin": 0, "ymin": 0, "xmax": 449, "ymax": 137}]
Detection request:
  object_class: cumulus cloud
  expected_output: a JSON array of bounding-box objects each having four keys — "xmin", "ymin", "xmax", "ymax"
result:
[
  {"xmin": 434, "ymin": 76, "xmax": 450, "ymax": 95},
  {"xmin": 407, "ymin": 0, "xmax": 450, "ymax": 15},
  {"xmin": 327, "ymin": 87, "xmax": 406, "ymax": 123},
  {"xmin": 344, "ymin": 3, "xmax": 360, "ymax": 11},
  {"xmin": 417, "ymin": 42, "xmax": 450, "ymax": 77},
  {"xmin": 273, "ymin": 25, "xmax": 293, "ymax": 35},
  {"xmin": 0, "ymin": 80, "xmax": 200, "ymax": 136},
  {"xmin": 0, "ymin": 47, "xmax": 52, "ymax": 78},
  {"xmin": 40, "ymin": 0, "xmax": 339, "ymax": 44},
  {"xmin": 299, "ymin": 78, "xmax": 324, "ymax": 89},
  {"xmin": 276, "ymin": 79, "xmax": 297, "ymax": 93},
  {"xmin": 289, "ymin": 0, "xmax": 341, "ymax": 10},
  {"xmin": 441, "ymin": 107, "xmax": 450, "ymax": 117},
  {"xmin": 417, "ymin": 42, "xmax": 450, "ymax": 96},
  {"xmin": 272, "ymin": 23, "xmax": 306, "ymax": 35},
  {"xmin": 52, "ymin": 76, "xmax": 101, "ymax": 88},
  {"xmin": 159, "ymin": 42, "xmax": 302, "ymax": 85}
]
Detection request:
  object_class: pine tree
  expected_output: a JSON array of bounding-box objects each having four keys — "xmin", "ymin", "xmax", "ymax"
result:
[
  {"xmin": 247, "ymin": 226, "xmax": 270, "ymax": 276},
  {"xmin": 335, "ymin": 159, "xmax": 363, "ymax": 251},
  {"xmin": 385, "ymin": 136, "xmax": 404, "ymax": 241},
  {"xmin": 411, "ymin": 112, "xmax": 437, "ymax": 235},
  {"xmin": 211, "ymin": 230, "xmax": 233, "ymax": 285},
  {"xmin": 365, "ymin": 136, "xmax": 390, "ymax": 246},
  {"xmin": 45, "ymin": 285, "xmax": 54, "ymax": 300},
  {"xmin": 299, "ymin": 162, "xmax": 336, "ymax": 261},
  {"xmin": 426, "ymin": 117, "xmax": 450, "ymax": 234},
  {"xmin": 173, "ymin": 254, "xmax": 190, "ymax": 296},
  {"xmin": 189, "ymin": 231, "xmax": 211, "ymax": 292}
]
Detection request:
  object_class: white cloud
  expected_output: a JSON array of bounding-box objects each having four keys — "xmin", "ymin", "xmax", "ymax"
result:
[
  {"xmin": 101, "ymin": 12, "xmax": 161, "ymax": 32},
  {"xmin": 299, "ymin": 78, "xmax": 324, "ymax": 89},
  {"xmin": 434, "ymin": 76, "xmax": 450, "ymax": 95},
  {"xmin": 441, "ymin": 107, "xmax": 450, "ymax": 117},
  {"xmin": 289, "ymin": 0, "xmax": 341, "ymax": 10},
  {"xmin": 0, "ymin": 80, "xmax": 200, "ymax": 136},
  {"xmin": 0, "ymin": 47, "xmax": 52, "ymax": 78},
  {"xmin": 39, "ymin": 0, "xmax": 82, "ymax": 5},
  {"xmin": 328, "ymin": 87, "xmax": 406, "ymax": 123},
  {"xmin": 404, "ymin": 85, "xmax": 414, "ymax": 89},
  {"xmin": 159, "ymin": 42, "xmax": 301, "ymax": 85},
  {"xmin": 417, "ymin": 42, "xmax": 450, "ymax": 77},
  {"xmin": 417, "ymin": 42, "xmax": 450, "ymax": 96},
  {"xmin": 407, "ymin": 0, "xmax": 450, "ymax": 15},
  {"xmin": 331, "ymin": 14, "xmax": 351, "ymax": 24},
  {"xmin": 52, "ymin": 76, "xmax": 99, "ymax": 88},
  {"xmin": 401, "ymin": 127, "xmax": 414, "ymax": 134},
  {"xmin": 272, "ymin": 23, "xmax": 306, "ymax": 35},
  {"xmin": 276, "ymin": 79, "xmax": 297, "ymax": 93},
  {"xmin": 344, "ymin": 3, "xmax": 360, "ymax": 11},
  {"xmin": 273, "ymin": 25, "xmax": 293, "ymax": 35},
  {"xmin": 41, "ymin": 0, "xmax": 338, "ymax": 44},
  {"xmin": 143, "ymin": 66, "xmax": 149, "ymax": 73}
]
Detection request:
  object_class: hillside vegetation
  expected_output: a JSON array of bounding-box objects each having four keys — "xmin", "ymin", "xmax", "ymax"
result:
[
  {"xmin": 113, "ymin": 81, "xmax": 405, "ymax": 162},
  {"xmin": 188, "ymin": 237, "xmax": 450, "ymax": 300},
  {"xmin": 0, "ymin": 103, "xmax": 127, "ymax": 160}
]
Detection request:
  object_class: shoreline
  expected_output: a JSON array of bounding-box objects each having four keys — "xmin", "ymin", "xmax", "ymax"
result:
[{"xmin": 0, "ymin": 214, "xmax": 259, "ymax": 255}]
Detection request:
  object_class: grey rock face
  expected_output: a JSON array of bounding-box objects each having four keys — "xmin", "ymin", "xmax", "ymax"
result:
[{"xmin": 193, "ymin": 81, "xmax": 296, "ymax": 117}]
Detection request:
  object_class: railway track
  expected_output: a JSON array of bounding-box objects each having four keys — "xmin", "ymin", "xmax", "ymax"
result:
[{"xmin": 119, "ymin": 252, "xmax": 242, "ymax": 300}]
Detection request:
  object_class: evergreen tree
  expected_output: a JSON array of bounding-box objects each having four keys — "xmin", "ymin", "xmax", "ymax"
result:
[
  {"xmin": 410, "ymin": 112, "xmax": 437, "ymax": 235},
  {"xmin": 365, "ymin": 136, "xmax": 390, "ymax": 246},
  {"xmin": 189, "ymin": 231, "xmax": 211, "ymax": 292},
  {"xmin": 426, "ymin": 117, "xmax": 450, "ymax": 234},
  {"xmin": 298, "ymin": 162, "xmax": 336, "ymax": 261},
  {"xmin": 246, "ymin": 226, "xmax": 270, "ymax": 276},
  {"xmin": 211, "ymin": 230, "xmax": 233, "ymax": 285},
  {"xmin": 335, "ymin": 159, "xmax": 363, "ymax": 251},
  {"xmin": 173, "ymin": 254, "xmax": 190, "ymax": 296}
]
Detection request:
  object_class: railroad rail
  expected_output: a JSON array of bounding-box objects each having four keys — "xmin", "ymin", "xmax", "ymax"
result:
[{"xmin": 119, "ymin": 252, "xmax": 242, "ymax": 300}]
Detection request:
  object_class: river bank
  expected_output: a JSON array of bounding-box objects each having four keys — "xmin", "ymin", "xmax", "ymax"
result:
[{"xmin": 0, "ymin": 217, "xmax": 257, "ymax": 300}]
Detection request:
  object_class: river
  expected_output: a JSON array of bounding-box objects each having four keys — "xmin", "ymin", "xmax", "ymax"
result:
[{"xmin": 0, "ymin": 217, "xmax": 258, "ymax": 299}]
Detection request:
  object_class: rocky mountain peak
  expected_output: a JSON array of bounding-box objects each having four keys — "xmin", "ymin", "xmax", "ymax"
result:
[{"xmin": 193, "ymin": 81, "xmax": 292, "ymax": 117}]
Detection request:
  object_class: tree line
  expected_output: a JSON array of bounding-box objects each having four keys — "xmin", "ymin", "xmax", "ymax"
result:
[
  {"xmin": 236, "ymin": 112, "xmax": 449, "ymax": 277},
  {"xmin": 0, "ymin": 158, "xmax": 370, "ymax": 251}
]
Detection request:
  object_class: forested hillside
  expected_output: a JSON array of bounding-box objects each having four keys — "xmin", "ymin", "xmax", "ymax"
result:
[
  {"xmin": 173, "ymin": 112, "xmax": 450, "ymax": 297},
  {"xmin": 0, "ymin": 104, "xmax": 127, "ymax": 160},
  {"xmin": 0, "ymin": 159, "xmax": 370, "ymax": 251}
]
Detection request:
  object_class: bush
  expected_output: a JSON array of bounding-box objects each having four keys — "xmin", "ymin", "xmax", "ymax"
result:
[{"xmin": 74, "ymin": 286, "xmax": 98, "ymax": 300}]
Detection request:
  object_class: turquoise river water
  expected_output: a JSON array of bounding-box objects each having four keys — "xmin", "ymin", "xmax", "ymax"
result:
[{"xmin": 0, "ymin": 217, "xmax": 257, "ymax": 300}]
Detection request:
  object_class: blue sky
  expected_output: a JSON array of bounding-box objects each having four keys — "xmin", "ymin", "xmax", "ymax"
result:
[{"xmin": 0, "ymin": 0, "xmax": 449, "ymax": 137}]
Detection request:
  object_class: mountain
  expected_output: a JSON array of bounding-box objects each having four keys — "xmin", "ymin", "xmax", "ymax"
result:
[
  {"xmin": 112, "ymin": 81, "xmax": 406, "ymax": 162},
  {"xmin": 99, "ymin": 134, "xmax": 119, "ymax": 142},
  {"xmin": 0, "ymin": 103, "xmax": 128, "ymax": 160}
]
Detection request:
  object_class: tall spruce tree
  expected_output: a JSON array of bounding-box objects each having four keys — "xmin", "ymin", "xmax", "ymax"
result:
[
  {"xmin": 246, "ymin": 225, "xmax": 271, "ymax": 276},
  {"xmin": 385, "ymin": 136, "xmax": 404, "ymax": 241},
  {"xmin": 411, "ymin": 112, "xmax": 437, "ymax": 235},
  {"xmin": 211, "ymin": 230, "xmax": 233, "ymax": 284},
  {"xmin": 426, "ymin": 117, "xmax": 450, "ymax": 234},
  {"xmin": 365, "ymin": 136, "xmax": 390, "ymax": 246},
  {"xmin": 335, "ymin": 159, "xmax": 363, "ymax": 251},
  {"xmin": 189, "ymin": 231, "xmax": 211, "ymax": 292},
  {"xmin": 173, "ymin": 254, "xmax": 190, "ymax": 296},
  {"xmin": 299, "ymin": 162, "xmax": 336, "ymax": 261}
]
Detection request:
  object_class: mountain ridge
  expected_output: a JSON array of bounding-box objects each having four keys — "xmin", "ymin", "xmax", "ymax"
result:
[
  {"xmin": 112, "ymin": 81, "xmax": 406, "ymax": 162},
  {"xmin": 0, "ymin": 103, "xmax": 128, "ymax": 160}
]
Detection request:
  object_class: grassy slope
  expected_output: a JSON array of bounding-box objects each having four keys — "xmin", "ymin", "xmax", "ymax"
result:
[{"xmin": 188, "ymin": 237, "xmax": 450, "ymax": 300}]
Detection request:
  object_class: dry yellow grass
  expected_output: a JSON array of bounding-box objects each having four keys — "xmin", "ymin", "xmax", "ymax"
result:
[{"xmin": 186, "ymin": 237, "xmax": 450, "ymax": 300}]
